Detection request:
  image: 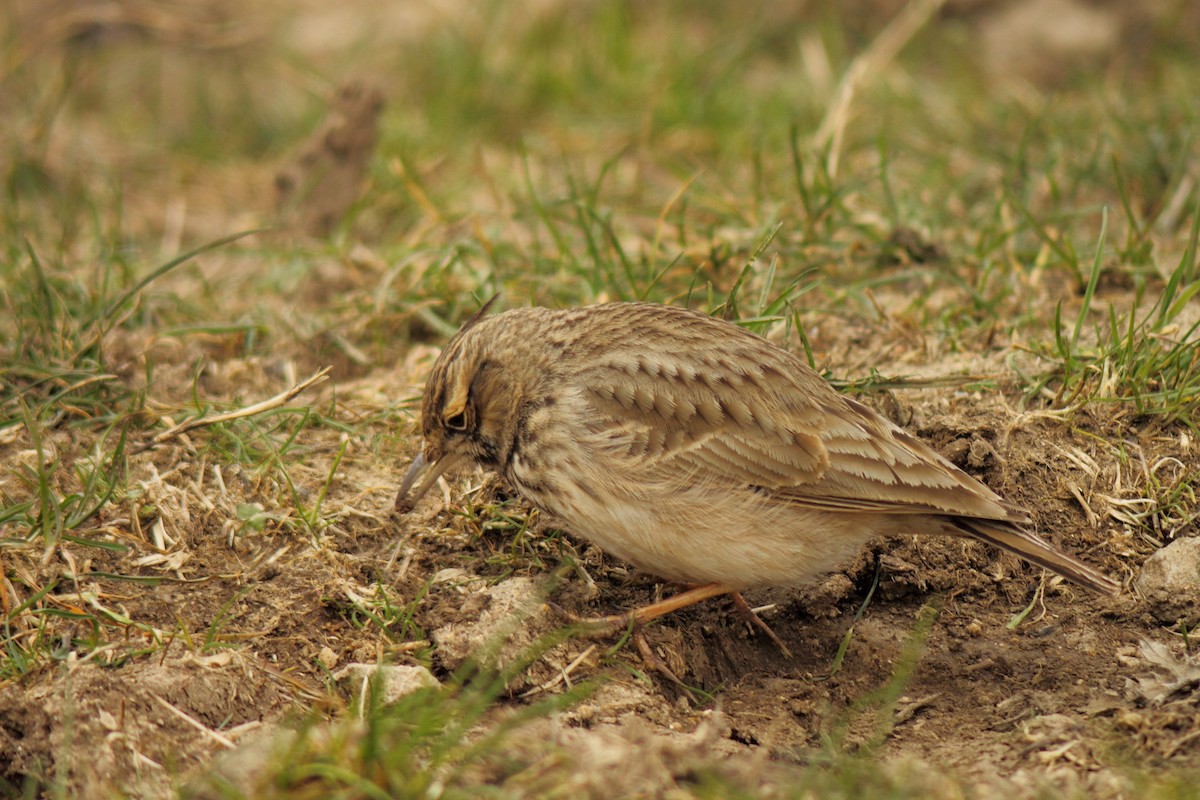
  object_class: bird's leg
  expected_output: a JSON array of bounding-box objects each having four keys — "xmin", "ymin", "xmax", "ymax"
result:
[
  {"xmin": 555, "ymin": 583, "xmax": 792, "ymax": 657},
  {"xmin": 729, "ymin": 592, "xmax": 793, "ymax": 658},
  {"xmin": 629, "ymin": 581, "xmax": 742, "ymax": 625},
  {"xmin": 551, "ymin": 582, "xmax": 793, "ymax": 692},
  {"xmin": 555, "ymin": 581, "xmax": 740, "ymax": 637}
]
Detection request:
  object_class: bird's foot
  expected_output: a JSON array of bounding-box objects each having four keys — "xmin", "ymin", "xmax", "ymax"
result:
[
  {"xmin": 550, "ymin": 582, "xmax": 792, "ymax": 657},
  {"xmin": 551, "ymin": 581, "xmax": 741, "ymax": 637},
  {"xmin": 729, "ymin": 592, "xmax": 793, "ymax": 658}
]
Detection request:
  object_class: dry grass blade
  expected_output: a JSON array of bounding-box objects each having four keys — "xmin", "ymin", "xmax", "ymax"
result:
[
  {"xmin": 152, "ymin": 694, "xmax": 237, "ymax": 749},
  {"xmin": 812, "ymin": 0, "xmax": 947, "ymax": 176},
  {"xmin": 130, "ymin": 367, "xmax": 331, "ymax": 455}
]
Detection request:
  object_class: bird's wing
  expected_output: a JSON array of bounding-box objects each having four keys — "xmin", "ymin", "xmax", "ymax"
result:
[{"xmin": 576, "ymin": 345, "xmax": 1023, "ymax": 524}]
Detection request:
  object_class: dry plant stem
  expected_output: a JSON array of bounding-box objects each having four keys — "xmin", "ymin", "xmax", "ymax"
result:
[
  {"xmin": 152, "ymin": 694, "xmax": 236, "ymax": 749},
  {"xmin": 131, "ymin": 367, "xmax": 331, "ymax": 454},
  {"xmin": 520, "ymin": 644, "xmax": 598, "ymax": 698},
  {"xmin": 812, "ymin": 0, "xmax": 947, "ymax": 177}
]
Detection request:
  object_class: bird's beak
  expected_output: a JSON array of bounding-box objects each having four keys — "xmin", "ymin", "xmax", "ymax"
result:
[{"xmin": 394, "ymin": 450, "xmax": 462, "ymax": 513}]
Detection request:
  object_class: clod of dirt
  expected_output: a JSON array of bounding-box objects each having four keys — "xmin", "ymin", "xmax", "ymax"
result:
[
  {"xmin": 880, "ymin": 226, "xmax": 946, "ymax": 266},
  {"xmin": 562, "ymin": 681, "xmax": 673, "ymax": 727},
  {"xmin": 185, "ymin": 725, "xmax": 296, "ymax": 800},
  {"xmin": 477, "ymin": 706, "xmax": 752, "ymax": 798},
  {"xmin": 334, "ymin": 663, "xmax": 440, "ymax": 705},
  {"xmin": 318, "ymin": 646, "xmax": 339, "ymax": 670},
  {"xmin": 274, "ymin": 79, "xmax": 385, "ymax": 236},
  {"xmin": 432, "ymin": 575, "xmax": 574, "ymax": 689},
  {"xmin": 975, "ymin": 0, "xmax": 1121, "ymax": 85},
  {"xmin": 0, "ymin": 652, "xmax": 290, "ymax": 800},
  {"xmin": 1136, "ymin": 536, "xmax": 1200, "ymax": 622}
]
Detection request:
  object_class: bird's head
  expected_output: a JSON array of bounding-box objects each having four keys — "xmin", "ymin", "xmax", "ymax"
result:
[{"xmin": 394, "ymin": 297, "xmax": 530, "ymax": 512}]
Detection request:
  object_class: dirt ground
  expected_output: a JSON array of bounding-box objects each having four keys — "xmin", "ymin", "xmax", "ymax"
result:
[
  {"xmin": 2, "ymin": 303, "xmax": 1198, "ymax": 798},
  {"xmin": 3, "ymin": 1, "xmax": 1200, "ymax": 798}
]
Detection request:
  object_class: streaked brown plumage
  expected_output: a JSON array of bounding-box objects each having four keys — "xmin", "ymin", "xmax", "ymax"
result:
[{"xmin": 397, "ymin": 300, "xmax": 1119, "ymax": 627}]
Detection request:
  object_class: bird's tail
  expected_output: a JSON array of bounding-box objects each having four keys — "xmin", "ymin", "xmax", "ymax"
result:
[{"xmin": 951, "ymin": 518, "xmax": 1120, "ymax": 596}]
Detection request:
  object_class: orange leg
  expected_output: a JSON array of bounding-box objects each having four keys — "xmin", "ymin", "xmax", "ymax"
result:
[
  {"xmin": 560, "ymin": 581, "xmax": 739, "ymax": 636},
  {"xmin": 560, "ymin": 582, "xmax": 793, "ymax": 657}
]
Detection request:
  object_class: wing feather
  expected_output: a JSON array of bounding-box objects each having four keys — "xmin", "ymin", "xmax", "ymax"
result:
[{"xmin": 575, "ymin": 323, "xmax": 1019, "ymax": 523}]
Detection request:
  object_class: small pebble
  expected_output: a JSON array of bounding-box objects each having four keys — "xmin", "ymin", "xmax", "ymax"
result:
[{"xmin": 318, "ymin": 646, "xmax": 339, "ymax": 670}]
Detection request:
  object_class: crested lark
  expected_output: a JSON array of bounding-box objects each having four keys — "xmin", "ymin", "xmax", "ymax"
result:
[{"xmin": 397, "ymin": 300, "xmax": 1120, "ymax": 632}]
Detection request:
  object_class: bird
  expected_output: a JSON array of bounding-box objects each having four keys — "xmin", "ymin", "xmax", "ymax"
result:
[{"xmin": 395, "ymin": 298, "xmax": 1120, "ymax": 638}]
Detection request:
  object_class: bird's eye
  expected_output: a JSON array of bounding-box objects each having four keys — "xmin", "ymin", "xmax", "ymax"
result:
[{"xmin": 445, "ymin": 411, "xmax": 467, "ymax": 431}]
